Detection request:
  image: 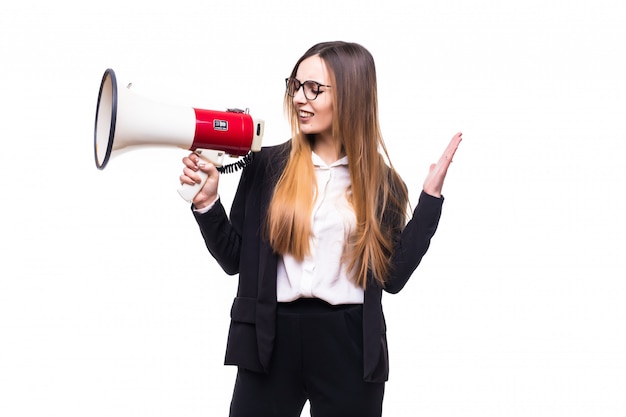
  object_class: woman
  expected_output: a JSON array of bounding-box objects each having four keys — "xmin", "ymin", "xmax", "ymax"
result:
[{"xmin": 180, "ymin": 41, "xmax": 462, "ymax": 417}]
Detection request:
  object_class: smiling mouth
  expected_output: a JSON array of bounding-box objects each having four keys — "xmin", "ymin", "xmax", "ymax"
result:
[{"xmin": 299, "ymin": 110, "xmax": 314, "ymax": 118}]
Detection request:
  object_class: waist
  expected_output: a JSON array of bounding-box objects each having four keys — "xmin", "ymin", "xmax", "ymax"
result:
[{"xmin": 277, "ymin": 297, "xmax": 362, "ymax": 315}]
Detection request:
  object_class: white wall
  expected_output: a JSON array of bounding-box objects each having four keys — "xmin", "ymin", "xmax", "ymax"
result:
[{"xmin": 1, "ymin": 1, "xmax": 624, "ymax": 416}]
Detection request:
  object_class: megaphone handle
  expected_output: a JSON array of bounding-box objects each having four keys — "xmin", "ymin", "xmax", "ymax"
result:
[
  {"xmin": 177, "ymin": 171, "xmax": 208, "ymax": 202},
  {"xmin": 177, "ymin": 150, "xmax": 225, "ymax": 203}
]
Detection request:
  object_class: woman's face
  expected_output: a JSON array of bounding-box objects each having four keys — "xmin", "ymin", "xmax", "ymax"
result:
[{"xmin": 292, "ymin": 55, "xmax": 333, "ymax": 140}]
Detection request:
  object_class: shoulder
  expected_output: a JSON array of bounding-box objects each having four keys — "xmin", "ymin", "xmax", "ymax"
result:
[
  {"xmin": 235, "ymin": 140, "xmax": 292, "ymax": 192},
  {"xmin": 257, "ymin": 140, "xmax": 292, "ymax": 163},
  {"xmin": 244, "ymin": 140, "xmax": 292, "ymax": 177}
]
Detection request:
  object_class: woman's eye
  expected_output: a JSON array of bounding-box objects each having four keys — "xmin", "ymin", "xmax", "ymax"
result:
[{"xmin": 304, "ymin": 82, "xmax": 321, "ymax": 95}]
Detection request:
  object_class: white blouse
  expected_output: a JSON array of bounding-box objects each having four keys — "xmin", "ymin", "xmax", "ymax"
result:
[{"xmin": 276, "ymin": 153, "xmax": 364, "ymax": 305}]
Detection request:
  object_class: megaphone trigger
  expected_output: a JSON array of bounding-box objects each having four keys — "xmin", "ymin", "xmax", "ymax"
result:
[{"xmin": 191, "ymin": 149, "xmax": 227, "ymax": 167}]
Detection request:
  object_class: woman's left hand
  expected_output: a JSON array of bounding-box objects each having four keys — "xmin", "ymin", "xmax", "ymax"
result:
[{"xmin": 423, "ymin": 132, "xmax": 463, "ymax": 198}]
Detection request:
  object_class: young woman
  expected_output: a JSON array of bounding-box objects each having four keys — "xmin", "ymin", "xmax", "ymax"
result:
[{"xmin": 180, "ymin": 41, "xmax": 462, "ymax": 417}]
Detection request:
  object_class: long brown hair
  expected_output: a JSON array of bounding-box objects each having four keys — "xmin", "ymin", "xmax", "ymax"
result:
[{"xmin": 266, "ymin": 41, "xmax": 409, "ymax": 288}]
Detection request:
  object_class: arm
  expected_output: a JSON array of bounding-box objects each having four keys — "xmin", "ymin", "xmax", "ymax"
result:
[
  {"xmin": 182, "ymin": 152, "xmax": 248, "ymax": 275},
  {"xmin": 192, "ymin": 198, "xmax": 242, "ymax": 275},
  {"xmin": 185, "ymin": 144, "xmax": 275, "ymax": 275},
  {"xmin": 385, "ymin": 132, "xmax": 463, "ymax": 293},
  {"xmin": 384, "ymin": 191, "xmax": 443, "ymax": 293}
]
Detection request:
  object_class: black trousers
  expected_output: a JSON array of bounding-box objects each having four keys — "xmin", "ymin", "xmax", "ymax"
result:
[{"xmin": 229, "ymin": 298, "xmax": 385, "ymax": 417}]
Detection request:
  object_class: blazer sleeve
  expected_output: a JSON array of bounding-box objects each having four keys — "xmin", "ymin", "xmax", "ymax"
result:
[
  {"xmin": 383, "ymin": 190, "xmax": 444, "ymax": 294},
  {"xmin": 190, "ymin": 143, "xmax": 287, "ymax": 276},
  {"xmin": 192, "ymin": 198, "xmax": 242, "ymax": 275},
  {"xmin": 191, "ymin": 154, "xmax": 258, "ymax": 275}
]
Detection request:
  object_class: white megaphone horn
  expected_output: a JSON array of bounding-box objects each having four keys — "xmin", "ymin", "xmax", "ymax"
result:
[{"xmin": 94, "ymin": 68, "xmax": 264, "ymax": 202}]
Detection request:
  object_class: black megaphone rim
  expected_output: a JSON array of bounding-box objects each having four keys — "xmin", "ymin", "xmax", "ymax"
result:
[{"xmin": 94, "ymin": 68, "xmax": 118, "ymax": 169}]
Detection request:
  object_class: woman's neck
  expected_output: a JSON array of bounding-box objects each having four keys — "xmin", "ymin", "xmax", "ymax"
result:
[{"xmin": 312, "ymin": 135, "xmax": 344, "ymax": 165}]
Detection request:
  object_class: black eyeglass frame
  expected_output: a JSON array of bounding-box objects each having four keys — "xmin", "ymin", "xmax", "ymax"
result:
[{"xmin": 285, "ymin": 78, "xmax": 332, "ymax": 101}]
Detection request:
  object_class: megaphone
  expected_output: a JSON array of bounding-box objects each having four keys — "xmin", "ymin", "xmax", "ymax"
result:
[{"xmin": 94, "ymin": 68, "xmax": 264, "ymax": 202}]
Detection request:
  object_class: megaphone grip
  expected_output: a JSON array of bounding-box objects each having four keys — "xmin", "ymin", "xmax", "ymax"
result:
[
  {"xmin": 178, "ymin": 171, "xmax": 208, "ymax": 203},
  {"xmin": 177, "ymin": 149, "xmax": 225, "ymax": 203}
]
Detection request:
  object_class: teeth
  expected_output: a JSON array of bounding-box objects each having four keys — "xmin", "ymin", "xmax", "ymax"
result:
[{"xmin": 299, "ymin": 110, "xmax": 313, "ymax": 118}]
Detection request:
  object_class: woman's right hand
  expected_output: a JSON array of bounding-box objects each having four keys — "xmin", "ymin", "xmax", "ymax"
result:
[{"xmin": 180, "ymin": 152, "xmax": 220, "ymax": 209}]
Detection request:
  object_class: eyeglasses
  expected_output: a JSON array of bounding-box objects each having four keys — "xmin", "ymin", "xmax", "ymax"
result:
[{"xmin": 285, "ymin": 78, "xmax": 331, "ymax": 101}]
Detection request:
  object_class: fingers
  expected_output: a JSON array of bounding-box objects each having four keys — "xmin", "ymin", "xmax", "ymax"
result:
[
  {"xmin": 182, "ymin": 152, "xmax": 201, "ymax": 170},
  {"xmin": 444, "ymin": 132, "xmax": 463, "ymax": 160},
  {"xmin": 180, "ymin": 152, "xmax": 216, "ymax": 185},
  {"xmin": 435, "ymin": 132, "xmax": 462, "ymax": 174},
  {"xmin": 422, "ymin": 132, "xmax": 463, "ymax": 198},
  {"xmin": 180, "ymin": 166, "xmax": 201, "ymax": 186},
  {"xmin": 441, "ymin": 132, "xmax": 462, "ymax": 159}
]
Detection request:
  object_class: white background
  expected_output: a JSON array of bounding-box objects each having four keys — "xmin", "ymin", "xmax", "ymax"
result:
[{"xmin": 1, "ymin": 1, "xmax": 624, "ymax": 416}]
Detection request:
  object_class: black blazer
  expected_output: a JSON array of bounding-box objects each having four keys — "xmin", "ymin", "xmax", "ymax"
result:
[{"xmin": 192, "ymin": 140, "xmax": 443, "ymax": 383}]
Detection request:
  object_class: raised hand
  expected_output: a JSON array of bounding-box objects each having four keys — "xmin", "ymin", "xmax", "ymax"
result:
[{"xmin": 423, "ymin": 132, "xmax": 463, "ymax": 198}]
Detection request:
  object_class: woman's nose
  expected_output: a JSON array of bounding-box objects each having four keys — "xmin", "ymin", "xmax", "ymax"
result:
[{"xmin": 292, "ymin": 86, "xmax": 307, "ymax": 103}]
